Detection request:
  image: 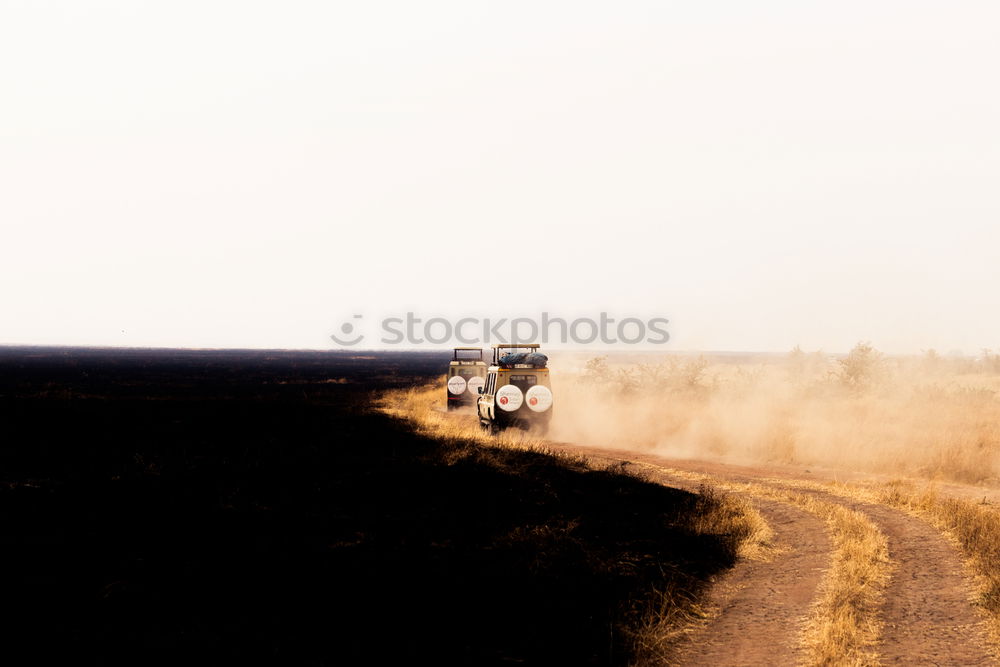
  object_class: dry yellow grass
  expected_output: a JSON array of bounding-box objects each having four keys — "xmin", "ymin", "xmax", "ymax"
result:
[
  {"xmin": 378, "ymin": 380, "xmax": 548, "ymax": 452},
  {"xmin": 788, "ymin": 492, "xmax": 889, "ymax": 667},
  {"xmin": 628, "ymin": 586, "xmax": 713, "ymax": 666}
]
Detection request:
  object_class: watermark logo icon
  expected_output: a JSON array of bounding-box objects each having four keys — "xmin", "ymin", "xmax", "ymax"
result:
[{"xmin": 329, "ymin": 314, "xmax": 364, "ymax": 346}]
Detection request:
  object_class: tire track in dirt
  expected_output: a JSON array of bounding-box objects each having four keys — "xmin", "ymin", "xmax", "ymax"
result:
[
  {"xmin": 854, "ymin": 499, "xmax": 991, "ymax": 665},
  {"xmin": 546, "ymin": 442, "xmax": 996, "ymax": 666},
  {"xmin": 768, "ymin": 481, "xmax": 995, "ymax": 666}
]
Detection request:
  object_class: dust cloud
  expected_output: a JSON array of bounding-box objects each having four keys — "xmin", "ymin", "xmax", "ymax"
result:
[{"xmin": 547, "ymin": 346, "xmax": 1000, "ymax": 484}]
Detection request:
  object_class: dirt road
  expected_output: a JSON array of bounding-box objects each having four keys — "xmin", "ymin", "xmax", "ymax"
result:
[{"xmin": 545, "ymin": 441, "xmax": 996, "ymax": 666}]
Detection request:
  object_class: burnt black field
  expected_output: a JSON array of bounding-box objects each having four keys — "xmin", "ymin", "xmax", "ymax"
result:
[{"xmin": 0, "ymin": 346, "xmax": 738, "ymax": 665}]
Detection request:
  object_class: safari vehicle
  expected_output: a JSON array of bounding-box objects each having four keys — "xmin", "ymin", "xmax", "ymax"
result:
[
  {"xmin": 477, "ymin": 344, "xmax": 553, "ymax": 433},
  {"xmin": 446, "ymin": 347, "xmax": 488, "ymax": 410}
]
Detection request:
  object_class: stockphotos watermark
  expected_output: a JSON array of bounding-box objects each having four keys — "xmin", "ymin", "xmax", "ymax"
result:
[{"xmin": 330, "ymin": 312, "xmax": 670, "ymax": 347}]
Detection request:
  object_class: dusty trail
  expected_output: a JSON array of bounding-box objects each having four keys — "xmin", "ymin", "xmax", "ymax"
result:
[
  {"xmin": 635, "ymin": 465, "xmax": 832, "ymax": 665},
  {"xmin": 672, "ymin": 497, "xmax": 830, "ymax": 666},
  {"xmin": 857, "ymin": 500, "xmax": 991, "ymax": 665},
  {"xmin": 546, "ymin": 441, "xmax": 996, "ymax": 666},
  {"xmin": 766, "ymin": 480, "xmax": 992, "ymax": 664}
]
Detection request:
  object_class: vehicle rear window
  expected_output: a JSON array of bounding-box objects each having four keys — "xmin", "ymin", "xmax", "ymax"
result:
[{"xmin": 509, "ymin": 374, "xmax": 537, "ymax": 391}]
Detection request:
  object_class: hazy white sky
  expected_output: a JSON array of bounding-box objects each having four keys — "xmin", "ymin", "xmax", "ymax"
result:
[{"xmin": 2, "ymin": 1, "xmax": 998, "ymax": 353}]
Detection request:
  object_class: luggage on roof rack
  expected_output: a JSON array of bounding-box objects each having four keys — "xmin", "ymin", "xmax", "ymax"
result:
[{"xmin": 497, "ymin": 352, "xmax": 548, "ymax": 369}]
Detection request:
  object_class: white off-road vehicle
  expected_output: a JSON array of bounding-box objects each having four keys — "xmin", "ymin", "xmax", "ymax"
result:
[
  {"xmin": 446, "ymin": 347, "xmax": 488, "ymax": 410},
  {"xmin": 476, "ymin": 344, "xmax": 553, "ymax": 433}
]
